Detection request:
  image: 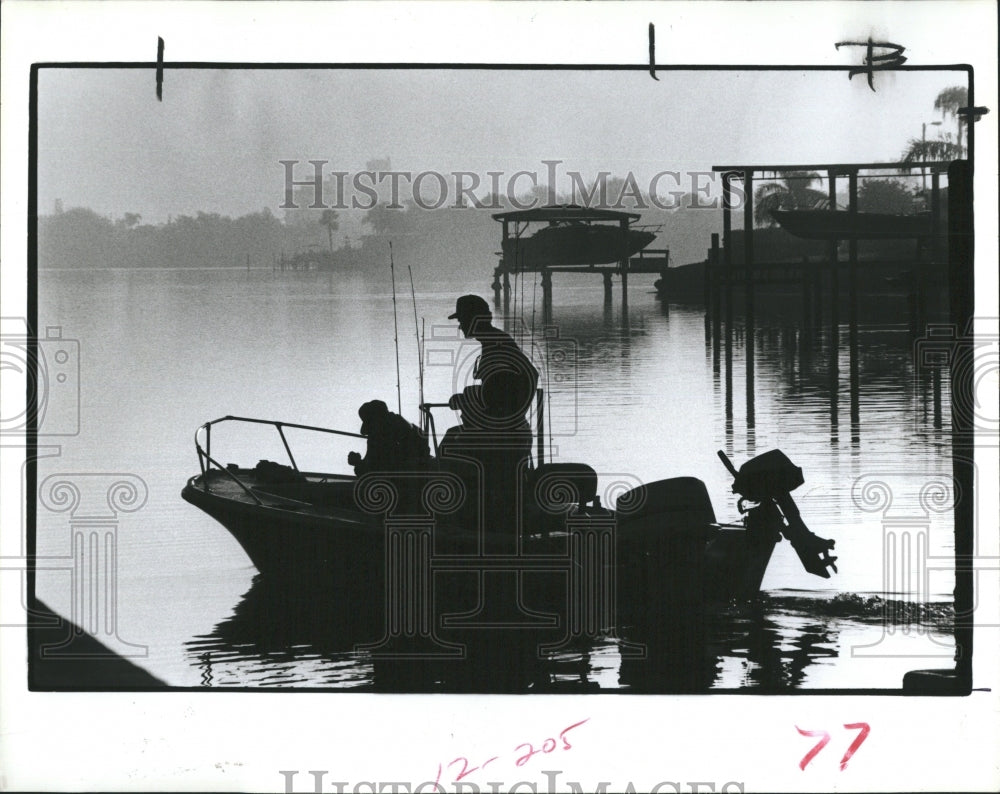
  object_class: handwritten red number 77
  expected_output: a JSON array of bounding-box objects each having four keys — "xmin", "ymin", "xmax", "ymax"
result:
[{"xmin": 796, "ymin": 723, "xmax": 870, "ymax": 771}]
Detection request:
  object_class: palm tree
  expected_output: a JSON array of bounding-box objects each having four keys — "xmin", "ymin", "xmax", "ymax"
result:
[
  {"xmin": 899, "ymin": 134, "xmax": 964, "ymax": 165},
  {"xmin": 363, "ymin": 202, "xmax": 418, "ymax": 237},
  {"xmin": 934, "ymin": 85, "xmax": 968, "ymax": 155},
  {"xmin": 753, "ymin": 171, "xmax": 828, "ymax": 227},
  {"xmin": 899, "ymin": 85, "xmax": 968, "ymax": 165},
  {"xmin": 319, "ymin": 209, "xmax": 339, "ymax": 252}
]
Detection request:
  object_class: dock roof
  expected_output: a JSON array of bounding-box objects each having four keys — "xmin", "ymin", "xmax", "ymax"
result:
[{"xmin": 711, "ymin": 160, "xmax": 956, "ymax": 175}]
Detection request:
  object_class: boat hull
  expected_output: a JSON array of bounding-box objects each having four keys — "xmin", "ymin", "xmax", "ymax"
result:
[
  {"xmin": 502, "ymin": 226, "xmax": 657, "ymax": 268},
  {"xmin": 182, "ymin": 468, "xmax": 777, "ymax": 632},
  {"xmin": 771, "ymin": 209, "xmax": 934, "ymax": 240}
]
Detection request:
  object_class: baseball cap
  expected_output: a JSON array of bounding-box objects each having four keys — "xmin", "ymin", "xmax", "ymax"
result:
[{"xmin": 448, "ymin": 294, "xmax": 492, "ymax": 320}]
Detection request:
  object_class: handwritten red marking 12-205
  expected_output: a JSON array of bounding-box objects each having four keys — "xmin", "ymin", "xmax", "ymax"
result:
[{"xmin": 434, "ymin": 719, "xmax": 590, "ymax": 787}]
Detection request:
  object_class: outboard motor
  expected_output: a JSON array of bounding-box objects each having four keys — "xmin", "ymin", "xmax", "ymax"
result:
[{"xmin": 718, "ymin": 449, "xmax": 838, "ymax": 579}]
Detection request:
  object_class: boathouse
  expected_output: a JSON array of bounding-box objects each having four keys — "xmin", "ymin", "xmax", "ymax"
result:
[{"xmin": 491, "ymin": 205, "xmax": 668, "ymax": 315}]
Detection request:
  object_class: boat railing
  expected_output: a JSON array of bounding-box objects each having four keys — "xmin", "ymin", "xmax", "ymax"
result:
[
  {"xmin": 194, "ymin": 415, "xmax": 364, "ymax": 501},
  {"xmin": 632, "ymin": 222, "xmax": 664, "ymax": 234}
]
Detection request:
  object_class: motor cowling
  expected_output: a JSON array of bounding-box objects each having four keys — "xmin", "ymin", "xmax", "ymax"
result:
[
  {"xmin": 614, "ymin": 477, "xmax": 714, "ymax": 634},
  {"xmin": 722, "ymin": 448, "xmax": 838, "ymax": 579},
  {"xmin": 731, "ymin": 449, "xmax": 803, "ymax": 502}
]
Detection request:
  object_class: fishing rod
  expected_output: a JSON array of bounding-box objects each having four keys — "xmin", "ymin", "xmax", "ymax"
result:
[
  {"xmin": 389, "ymin": 242, "xmax": 402, "ymax": 415},
  {"xmin": 407, "ymin": 264, "xmax": 425, "ymax": 418},
  {"xmin": 421, "ymin": 318, "xmax": 427, "ymax": 434}
]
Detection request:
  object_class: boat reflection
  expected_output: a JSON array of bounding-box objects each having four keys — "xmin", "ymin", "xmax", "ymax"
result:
[{"xmin": 183, "ymin": 577, "xmax": 919, "ymax": 692}]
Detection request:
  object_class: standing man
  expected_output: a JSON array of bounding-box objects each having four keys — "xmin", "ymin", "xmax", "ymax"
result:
[{"xmin": 442, "ymin": 295, "xmax": 539, "ymax": 536}]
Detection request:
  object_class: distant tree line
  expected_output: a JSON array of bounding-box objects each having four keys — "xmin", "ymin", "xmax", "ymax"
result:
[
  {"xmin": 38, "ymin": 207, "xmax": 305, "ymax": 270},
  {"xmin": 37, "ymin": 203, "xmax": 511, "ymax": 277},
  {"xmin": 38, "ymin": 178, "xmax": 699, "ymax": 276}
]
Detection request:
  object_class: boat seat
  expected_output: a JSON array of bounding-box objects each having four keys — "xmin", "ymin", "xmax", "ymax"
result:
[{"xmin": 526, "ymin": 462, "xmax": 599, "ymax": 512}]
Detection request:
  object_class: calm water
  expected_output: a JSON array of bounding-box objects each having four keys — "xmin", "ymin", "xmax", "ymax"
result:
[{"xmin": 35, "ymin": 267, "xmax": 956, "ymax": 689}]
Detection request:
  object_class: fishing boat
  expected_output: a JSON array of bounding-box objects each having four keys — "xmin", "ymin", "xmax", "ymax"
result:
[
  {"xmin": 501, "ymin": 222, "xmax": 658, "ymax": 269},
  {"xmin": 181, "ymin": 407, "xmax": 838, "ymax": 632},
  {"xmin": 770, "ymin": 209, "xmax": 934, "ymax": 240}
]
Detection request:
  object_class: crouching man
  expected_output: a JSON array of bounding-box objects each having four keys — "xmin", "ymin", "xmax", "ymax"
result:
[{"xmin": 348, "ymin": 399, "xmax": 430, "ymax": 476}]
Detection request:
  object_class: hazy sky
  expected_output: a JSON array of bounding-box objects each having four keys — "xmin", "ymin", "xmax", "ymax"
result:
[{"xmin": 37, "ymin": 67, "xmax": 964, "ymax": 222}]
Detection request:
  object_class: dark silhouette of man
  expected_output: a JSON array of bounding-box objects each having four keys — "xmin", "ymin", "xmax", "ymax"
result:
[
  {"xmin": 441, "ymin": 295, "xmax": 538, "ymax": 539},
  {"xmin": 348, "ymin": 399, "xmax": 430, "ymax": 476},
  {"xmin": 446, "ymin": 295, "xmax": 538, "ymax": 434}
]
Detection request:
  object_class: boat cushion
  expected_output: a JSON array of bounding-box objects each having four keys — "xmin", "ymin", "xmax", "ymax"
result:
[{"xmin": 527, "ymin": 463, "xmax": 598, "ymax": 512}]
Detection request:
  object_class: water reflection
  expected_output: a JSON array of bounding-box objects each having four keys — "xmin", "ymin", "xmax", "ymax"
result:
[
  {"xmin": 708, "ymin": 601, "xmax": 838, "ymax": 691},
  {"xmin": 184, "ymin": 575, "xmax": 951, "ymax": 691},
  {"xmin": 696, "ymin": 290, "xmax": 950, "ymax": 459}
]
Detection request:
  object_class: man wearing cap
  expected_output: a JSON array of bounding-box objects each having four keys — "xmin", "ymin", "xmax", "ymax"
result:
[
  {"xmin": 442, "ymin": 296, "xmax": 539, "ymax": 537},
  {"xmin": 446, "ymin": 295, "xmax": 539, "ymax": 434}
]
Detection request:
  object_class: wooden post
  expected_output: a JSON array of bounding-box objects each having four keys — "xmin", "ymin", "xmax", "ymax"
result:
[
  {"xmin": 492, "ymin": 266, "xmax": 502, "ymax": 306},
  {"xmin": 827, "ymin": 169, "xmax": 839, "ymax": 435},
  {"xmin": 949, "ymin": 159, "xmax": 974, "ymax": 689},
  {"xmin": 743, "ymin": 171, "xmax": 755, "ymax": 437},
  {"xmin": 722, "ymin": 174, "xmax": 733, "ymax": 336},
  {"xmin": 711, "ymin": 233, "xmax": 722, "ymax": 356},
  {"xmin": 930, "ymin": 169, "xmax": 942, "ymax": 261},
  {"xmin": 921, "ymin": 170, "xmax": 941, "ymax": 331},
  {"xmin": 813, "ymin": 251, "xmax": 822, "ymax": 328},
  {"xmin": 501, "ymin": 220, "xmax": 512, "ymax": 314},
  {"xmin": 620, "ymin": 218, "xmax": 629, "ymax": 313},
  {"xmin": 707, "ymin": 233, "xmax": 719, "ymax": 311},
  {"xmin": 742, "ymin": 170, "xmax": 754, "ymax": 315},
  {"xmin": 801, "ymin": 256, "xmax": 812, "ymax": 343},
  {"xmin": 848, "ymin": 169, "xmax": 860, "ymax": 443},
  {"xmin": 722, "ymin": 174, "xmax": 734, "ymax": 433},
  {"xmin": 541, "ymin": 268, "xmax": 553, "ymax": 324}
]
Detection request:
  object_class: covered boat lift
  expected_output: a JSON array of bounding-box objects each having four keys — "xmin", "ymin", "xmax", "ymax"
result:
[{"xmin": 491, "ymin": 205, "xmax": 668, "ymax": 317}]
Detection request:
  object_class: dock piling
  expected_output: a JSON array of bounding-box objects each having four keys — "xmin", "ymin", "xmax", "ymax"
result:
[{"xmin": 541, "ymin": 268, "xmax": 553, "ymax": 323}]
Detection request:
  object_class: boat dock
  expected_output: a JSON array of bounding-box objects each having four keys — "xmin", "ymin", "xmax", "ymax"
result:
[{"xmin": 490, "ymin": 206, "xmax": 668, "ymax": 318}]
